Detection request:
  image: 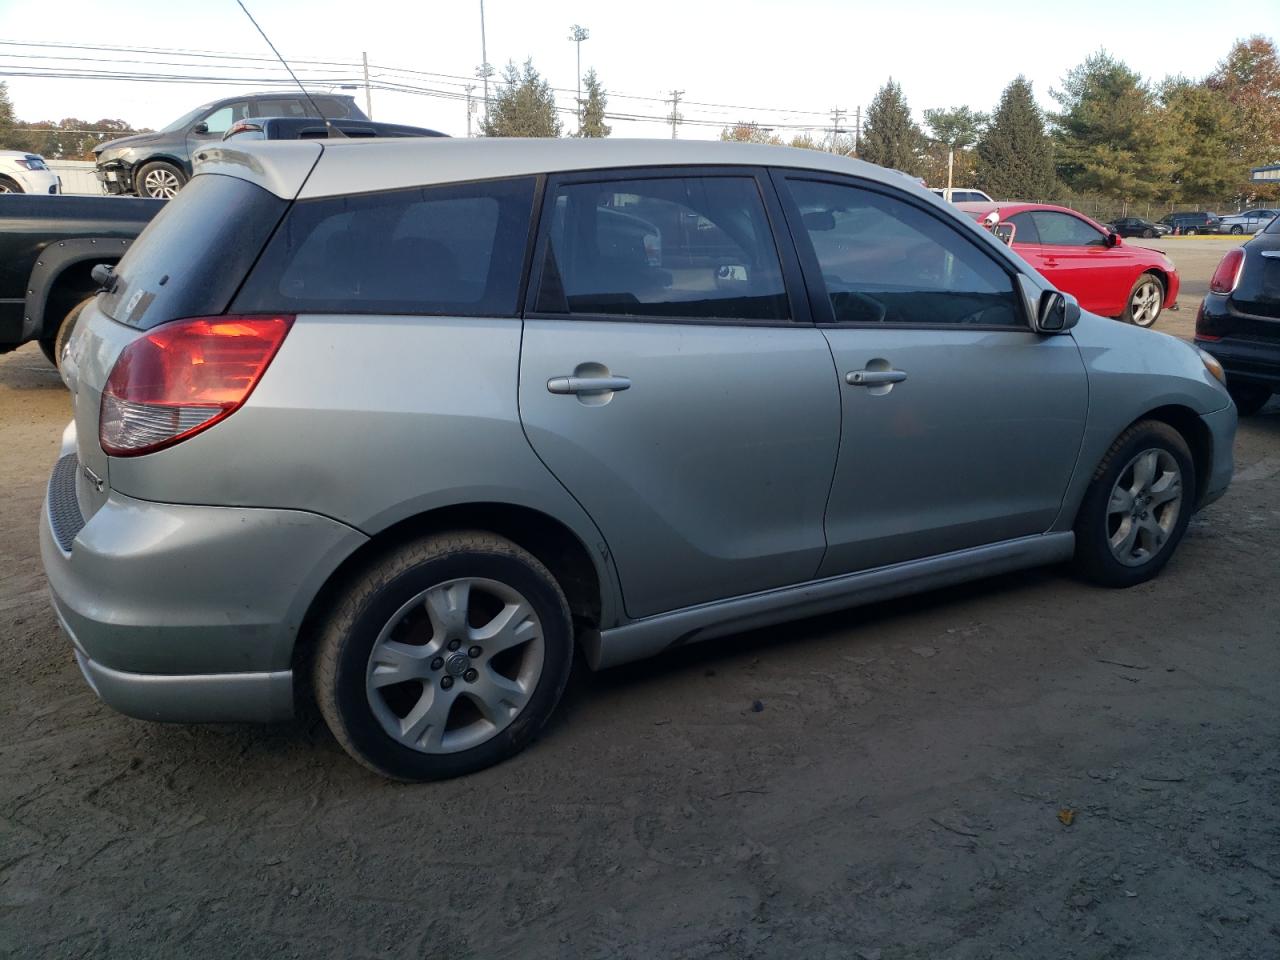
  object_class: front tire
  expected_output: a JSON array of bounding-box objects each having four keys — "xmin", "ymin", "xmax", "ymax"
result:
[
  {"xmin": 133, "ymin": 161, "xmax": 186, "ymax": 199},
  {"xmin": 1228, "ymin": 381, "xmax": 1272, "ymax": 416},
  {"xmin": 1073, "ymin": 421, "xmax": 1194, "ymax": 588},
  {"xmin": 0, "ymin": 176, "xmax": 22, "ymax": 194},
  {"xmin": 1143, "ymin": 228, "xmax": 1154, "ymax": 238},
  {"xmin": 1185, "ymin": 227, "xmax": 1198, "ymax": 236},
  {"xmin": 1121, "ymin": 272, "xmax": 1165, "ymax": 328},
  {"xmin": 314, "ymin": 531, "xmax": 573, "ymax": 781}
]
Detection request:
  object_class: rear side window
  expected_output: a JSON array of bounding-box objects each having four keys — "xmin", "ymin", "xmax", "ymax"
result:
[
  {"xmin": 533, "ymin": 175, "xmax": 789, "ymax": 322},
  {"xmin": 101, "ymin": 174, "xmax": 287, "ymax": 330},
  {"xmin": 234, "ymin": 177, "xmax": 536, "ymax": 317}
]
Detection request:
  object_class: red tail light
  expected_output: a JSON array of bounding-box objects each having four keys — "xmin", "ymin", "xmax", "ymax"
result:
[
  {"xmin": 1209, "ymin": 248, "xmax": 1245, "ymax": 294},
  {"xmin": 100, "ymin": 315, "xmax": 293, "ymax": 457}
]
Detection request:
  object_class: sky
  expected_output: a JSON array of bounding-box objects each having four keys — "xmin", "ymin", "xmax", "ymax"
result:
[{"xmin": 0, "ymin": 0, "xmax": 1275, "ymax": 141}]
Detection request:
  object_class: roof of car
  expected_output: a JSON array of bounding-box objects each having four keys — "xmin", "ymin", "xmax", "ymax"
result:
[{"xmin": 194, "ymin": 137, "xmax": 937, "ymax": 201}]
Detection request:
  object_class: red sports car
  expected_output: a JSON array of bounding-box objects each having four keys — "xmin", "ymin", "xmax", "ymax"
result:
[{"xmin": 955, "ymin": 202, "xmax": 1180, "ymax": 328}]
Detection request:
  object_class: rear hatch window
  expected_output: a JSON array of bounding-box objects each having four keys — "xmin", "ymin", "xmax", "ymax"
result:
[{"xmin": 100, "ymin": 174, "xmax": 288, "ymax": 330}]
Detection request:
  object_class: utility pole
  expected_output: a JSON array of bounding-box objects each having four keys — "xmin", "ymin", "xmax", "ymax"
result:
[
  {"xmin": 568, "ymin": 24, "xmax": 589, "ymax": 136},
  {"xmin": 947, "ymin": 146, "xmax": 954, "ymax": 191},
  {"xmin": 477, "ymin": 0, "xmax": 492, "ymax": 121},
  {"xmin": 854, "ymin": 105, "xmax": 861, "ymax": 155},
  {"xmin": 828, "ymin": 106, "xmax": 846, "ymax": 152},
  {"xmin": 465, "ymin": 84, "xmax": 476, "ymax": 137},
  {"xmin": 361, "ymin": 51, "xmax": 373, "ymax": 119},
  {"xmin": 666, "ymin": 89, "xmax": 684, "ymax": 139}
]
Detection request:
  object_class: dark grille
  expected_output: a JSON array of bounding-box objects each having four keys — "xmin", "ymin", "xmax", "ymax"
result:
[{"xmin": 48, "ymin": 454, "xmax": 85, "ymax": 552}]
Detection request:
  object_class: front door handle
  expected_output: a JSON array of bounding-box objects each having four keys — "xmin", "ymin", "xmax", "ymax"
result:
[
  {"xmin": 547, "ymin": 375, "xmax": 632, "ymax": 395},
  {"xmin": 846, "ymin": 369, "xmax": 907, "ymax": 387}
]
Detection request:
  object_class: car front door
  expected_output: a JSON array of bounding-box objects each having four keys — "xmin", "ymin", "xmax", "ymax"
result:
[
  {"xmin": 1022, "ymin": 209, "xmax": 1133, "ymax": 316},
  {"xmin": 774, "ymin": 173, "xmax": 1088, "ymax": 577},
  {"xmin": 518, "ymin": 168, "xmax": 841, "ymax": 619},
  {"xmin": 187, "ymin": 101, "xmax": 250, "ymax": 159}
]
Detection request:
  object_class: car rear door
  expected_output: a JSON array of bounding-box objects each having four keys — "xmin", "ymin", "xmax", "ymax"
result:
[
  {"xmin": 518, "ymin": 167, "xmax": 841, "ymax": 620},
  {"xmin": 773, "ymin": 172, "xmax": 1088, "ymax": 576}
]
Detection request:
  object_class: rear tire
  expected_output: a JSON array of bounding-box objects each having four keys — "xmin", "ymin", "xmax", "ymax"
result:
[
  {"xmin": 133, "ymin": 161, "xmax": 186, "ymax": 199},
  {"xmin": 1230, "ymin": 225, "xmax": 1244, "ymax": 235},
  {"xmin": 314, "ymin": 531, "xmax": 574, "ymax": 781},
  {"xmin": 1121, "ymin": 272, "xmax": 1164, "ymax": 328},
  {"xmin": 1228, "ymin": 382, "xmax": 1272, "ymax": 416},
  {"xmin": 1143, "ymin": 228, "xmax": 1154, "ymax": 238},
  {"xmin": 1073, "ymin": 420, "xmax": 1195, "ymax": 588},
  {"xmin": 0, "ymin": 176, "xmax": 22, "ymax": 194}
]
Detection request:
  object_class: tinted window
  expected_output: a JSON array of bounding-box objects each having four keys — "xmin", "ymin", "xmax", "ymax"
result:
[
  {"xmin": 250, "ymin": 98, "xmax": 311, "ymax": 119},
  {"xmin": 234, "ymin": 177, "xmax": 536, "ymax": 316},
  {"xmin": 786, "ymin": 178, "xmax": 1022, "ymax": 327},
  {"xmin": 1007, "ymin": 212, "xmax": 1040, "ymax": 244},
  {"xmin": 952, "ymin": 191, "xmax": 986, "ymax": 203},
  {"xmin": 102, "ymin": 175, "xmax": 287, "ymax": 329},
  {"xmin": 1031, "ymin": 211, "xmax": 1105, "ymax": 246},
  {"xmin": 534, "ymin": 176, "xmax": 788, "ymax": 321}
]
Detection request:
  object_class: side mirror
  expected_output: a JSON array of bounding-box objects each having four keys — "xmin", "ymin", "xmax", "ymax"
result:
[
  {"xmin": 1036, "ymin": 290, "xmax": 1080, "ymax": 334},
  {"xmin": 1105, "ymin": 231, "xmax": 1120, "ymax": 247},
  {"xmin": 192, "ymin": 122, "xmax": 209, "ymax": 135}
]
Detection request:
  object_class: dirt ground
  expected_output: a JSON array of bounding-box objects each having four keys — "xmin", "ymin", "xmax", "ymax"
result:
[{"xmin": 2, "ymin": 239, "xmax": 1279, "ymax": 959}]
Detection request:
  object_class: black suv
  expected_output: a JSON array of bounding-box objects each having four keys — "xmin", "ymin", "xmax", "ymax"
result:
[
  {"xmin": 93, "ymin": 92, "xmax": 368, "ymax": 198},
  {"xmin": 1159, "ymin": 211, "xmax": 1220, "ymax": 235},
  {"xmin": 1195, "ymin": 216, "xmax": 1280, "ymax": 415}
]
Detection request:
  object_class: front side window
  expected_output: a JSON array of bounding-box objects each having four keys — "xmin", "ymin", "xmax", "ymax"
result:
[
  {"xmin": 534, "ymin": 175, "xmax": 789, "ymax": 322},
  {"xmin": 200, "ymin": 102, "xmax": 250, "ymax": 135},
  {"xmin": 786, "ymin": 178, "xmax": 1022, "ymax": 327},
  {"xmin": 1031, "ymin": 211, "xmax": 1106, "ymax": 247},
  {"xmin": 233, "ymin": 176, "xmax": 536, "ymax": 316}
]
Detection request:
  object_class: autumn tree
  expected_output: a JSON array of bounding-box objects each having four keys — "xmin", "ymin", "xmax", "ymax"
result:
[
  {"xmin": 976, "ymin": 76, "xmax": 1056, "ymax": 200},
  {"xmin": 859, "ymin": 80, "xmax": 924, "ymax": 174},
  {"xmin": 719, "ymin": 122, "xmax": 782, "ymax": 145},
  {"xmin": 1207, "ymin": 35, "xmax": 1280, "ymax": 199},
  {"xmin": 1052, "ymin": 52, "xmax": 1175, "ymax": 203},
  {"xmin": 578, "ymin": 68, "xmax": 610, "ymax": 138},
  {"xmin": 482, "ymin": 59, "xmax": 561, "ymax": 138}
]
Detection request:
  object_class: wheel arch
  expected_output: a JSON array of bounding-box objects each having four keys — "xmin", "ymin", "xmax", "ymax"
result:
[
  {"xmin": 1138, "ymin": 404, "xmax": 1211, "ymax": 506},
  {"xmin": 292, "ymin": 501, "xmax": 609, "ymax": 679},
  {"xmin": 0, "ymin": 174, "xmax": 22, "ymax": 192},
  {"xmin": 23, "ymin": 238, "xmax": 132, "ymax": 343}
]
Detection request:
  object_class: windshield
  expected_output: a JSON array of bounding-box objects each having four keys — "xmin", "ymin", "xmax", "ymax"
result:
[{"xmin": 161, "ymin": 103, "xmax": 215, "ymax": 133}]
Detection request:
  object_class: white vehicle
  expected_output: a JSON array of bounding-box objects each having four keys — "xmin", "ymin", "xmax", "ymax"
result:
[
  {"xmin": 0, "ymin": 151, "xmax": 61, "ymax": 195},
  {"xmin": 931, "ymin": 187, "xmax": 994, "ymax": 203},
  {"xmin": 1217, "ymin": 208, "xmax": 1279, "ymax": 236}
]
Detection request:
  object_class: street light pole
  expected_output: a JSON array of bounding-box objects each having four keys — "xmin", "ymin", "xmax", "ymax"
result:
[
  {"xmin": 478, "ymin": 0, "xmax": 491, "ymax": 121},
  {"xmin": 568, "ymin": 24, "xmax": 589, "ymax": 135}
]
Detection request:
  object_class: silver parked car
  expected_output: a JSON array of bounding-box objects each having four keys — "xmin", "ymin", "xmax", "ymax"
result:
[
  {"xmin": 1218, "ymin": 208, "xmax": 1279, "ymax": 235},
  {"xmin": 44, "ymin": 138, "xmax": 1236, "ymax": 781}
]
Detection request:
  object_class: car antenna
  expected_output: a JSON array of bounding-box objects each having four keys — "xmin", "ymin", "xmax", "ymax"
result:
[{"xmin": 234, "ymin": 0, "xmax": 347, "ymax": 138}]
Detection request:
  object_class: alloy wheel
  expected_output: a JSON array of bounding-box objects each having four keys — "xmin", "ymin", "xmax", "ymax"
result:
[
  {"xmin": 1106, "ymin": 448, "xmax": 1183, "ymax": 567},
  {"xmin": 0, "ymin": 182, "xmax": 13, "ymax": 193},
  {"xmin": 364, "ymin": 577, "xmax": 545, "ymax": 754},
  {"xmin": 1129, "ymin": 279, "xmax": 1162, "ymax": 327},
  {"xmin": 142, "ymin": 168, "xmax": 181, "ymax": 199}
]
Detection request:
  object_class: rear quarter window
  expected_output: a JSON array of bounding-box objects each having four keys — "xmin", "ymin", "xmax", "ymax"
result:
[{"xmin": 233, "ymin": 177, "xmax": 536, "ymax": 317}]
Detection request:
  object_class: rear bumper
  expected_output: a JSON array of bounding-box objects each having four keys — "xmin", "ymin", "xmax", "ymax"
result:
[
  {"xmin": 1195, "ymin": 336, "xmax": 1280, "ymax": 388},
  {"xmin": 40, "ymin": 446, "xmax": 367, "ymax": 723}
]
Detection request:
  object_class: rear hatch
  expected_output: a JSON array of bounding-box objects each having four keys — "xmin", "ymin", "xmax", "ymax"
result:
[
  {"xmin": 63, "ymin": 168, "xmax": 301, "ymax": 521},
  {"xmin": 1229, "ymin": 225, "xmax": 1280, "ymax": 325}
]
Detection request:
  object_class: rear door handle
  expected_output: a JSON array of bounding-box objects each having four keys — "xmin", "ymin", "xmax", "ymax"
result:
[
  {"xmin": 846, "ymin": 369, "xmax": 907, "ymax": 386},
  {"xmin": 547, "ymin": 375, "xmax": 632, "ymax": 395}
]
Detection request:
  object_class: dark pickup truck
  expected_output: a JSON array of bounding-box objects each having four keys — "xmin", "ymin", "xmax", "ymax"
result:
[{"xmin": 0, "ymin": 194, "xmax": 161, "ymax": 365}]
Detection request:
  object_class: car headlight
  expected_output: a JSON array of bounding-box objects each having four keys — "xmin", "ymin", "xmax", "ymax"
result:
[{"xmin": 1197, "ymin": 347, "xmax": 1227, "ymax": 385}]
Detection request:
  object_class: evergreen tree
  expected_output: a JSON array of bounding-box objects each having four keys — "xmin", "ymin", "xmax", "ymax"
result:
[
  {"xmin": 578, "ymin": 68, "xmax": 610, "ymax": 138},
  {"xmin": 859, "ymin": 80, "xmax": 924, "ymax": 173},
  {"xmin": 976, "ymin": 76, "xmax": 1056, "ymax": 200},
  {"xmin": 923, "ymin": 105, "xmax": 986, "ymax": 189},
  {"xmin": 482, "ymin": 59, "xmax": 561, "ymax": 138},
  {"xmin": 1161, "ymin": 77, "xmax": 1240, "ymax": 202},
  {"xmin": 1052, "ymin": 52, "xmax": 1175, "ymax": 203},
  {"xmin": 0, "ymin": 83, "xmax": 18, "ymax": 150}
]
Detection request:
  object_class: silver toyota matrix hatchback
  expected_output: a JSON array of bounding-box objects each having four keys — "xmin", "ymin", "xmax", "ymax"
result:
[{"xmin": 44, "ymin": 138, "xmax": 1236, "ymax": 780}]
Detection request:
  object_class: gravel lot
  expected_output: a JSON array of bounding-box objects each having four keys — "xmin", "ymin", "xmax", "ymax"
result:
[{"xmin": 2, "ymin": 238, "xmax": 1278, "ymax": 959}]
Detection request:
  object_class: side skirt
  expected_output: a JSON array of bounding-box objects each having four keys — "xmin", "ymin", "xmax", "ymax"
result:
[{"xmin": 582, "ymin": 533, "xmax": 1075, "ymax": 670}]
